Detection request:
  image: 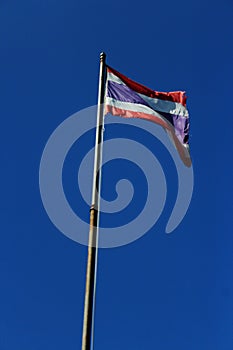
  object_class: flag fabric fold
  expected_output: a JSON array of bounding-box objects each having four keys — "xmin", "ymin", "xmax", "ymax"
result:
[{"xmin": 105, "ymin": 66, "xmax": 191, "ymax": 167}]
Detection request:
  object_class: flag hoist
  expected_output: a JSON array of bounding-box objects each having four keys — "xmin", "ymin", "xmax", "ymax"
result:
[{"xmin": 81, "ymin": 52, "xmax": 191, "ymax": 350}]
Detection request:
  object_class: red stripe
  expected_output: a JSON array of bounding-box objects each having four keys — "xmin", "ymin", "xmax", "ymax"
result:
[
  {"xmin": 105, "ymin": 105, "xmax": 169, "ymax": 129},
  {"xmin": 107, "ymin": 66, "xmax": 187, "ymax": 107},
  {"xmin": 105, "ymin": 105, "xmax": 191, "ymax": 167}
]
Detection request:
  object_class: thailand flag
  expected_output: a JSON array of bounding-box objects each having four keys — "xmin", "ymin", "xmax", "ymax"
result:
[{"xmin": 105, "ymin": 66, "xmax": 191, "ymax": 167}]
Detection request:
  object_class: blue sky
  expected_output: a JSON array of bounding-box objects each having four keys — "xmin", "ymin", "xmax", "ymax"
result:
[{"xmin": 1, "ymin": 0, "xmax": 232, "ymax": 349}]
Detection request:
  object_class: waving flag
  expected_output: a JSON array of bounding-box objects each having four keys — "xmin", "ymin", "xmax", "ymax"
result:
[{"xmin": 105, "ymin": 66, "xmax": 191, "ymax": 167}]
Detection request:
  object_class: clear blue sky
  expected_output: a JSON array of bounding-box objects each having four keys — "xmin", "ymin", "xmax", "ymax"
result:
[{"xmin": 1, "ymin": 0, "xmax": 232, "ymax": 349}]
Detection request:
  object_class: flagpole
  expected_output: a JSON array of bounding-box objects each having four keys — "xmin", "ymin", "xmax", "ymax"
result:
[{"xmin": 81, "ymin": 52, "xmax": 106, "ymax": 350}]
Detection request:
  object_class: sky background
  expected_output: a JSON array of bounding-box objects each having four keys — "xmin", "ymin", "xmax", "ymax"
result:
[{"xmin": 1, "ymin": 0, "xmax": 233, "ymax": 349}]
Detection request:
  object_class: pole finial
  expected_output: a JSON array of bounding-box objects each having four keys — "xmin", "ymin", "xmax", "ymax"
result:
[{"xmin": 100, "ymin": 52, "xmax": 106, "ymax": 61}]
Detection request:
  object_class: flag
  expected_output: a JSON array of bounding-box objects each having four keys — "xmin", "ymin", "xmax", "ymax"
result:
[{"xmin": 105, "ymin": 66, "xmax": 191, "ymax": 167}]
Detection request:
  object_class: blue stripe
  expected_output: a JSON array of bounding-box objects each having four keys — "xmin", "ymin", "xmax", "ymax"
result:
[{"xmin": 107, "ymin": 81, "xmax": 149, "ymax": 107}]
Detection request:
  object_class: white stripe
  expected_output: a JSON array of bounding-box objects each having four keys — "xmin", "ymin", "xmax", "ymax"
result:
[
  {"xmin": 105, "ymin": 97, "xmax": 168, "ymax": 125},
  {"xmin": 138, "ymin": 93, "xmax": 189, "ymax": 117},
  {"xmin": 107, "ymin": 71, "xmax": 189, "ymax": 117},
  {"xmin": 107, "ymin": 72, "xmax": 126, "ymax": 85}
]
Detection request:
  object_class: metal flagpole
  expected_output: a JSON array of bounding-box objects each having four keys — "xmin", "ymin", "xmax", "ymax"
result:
[{"xmin": 81, "ymin": 52, "xmax": 106, "ymax": 350}]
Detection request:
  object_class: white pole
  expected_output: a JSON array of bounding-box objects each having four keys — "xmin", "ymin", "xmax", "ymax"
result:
[{"xmin": 81, "ymin": 52, "xmax": 106, "ymax": 350}]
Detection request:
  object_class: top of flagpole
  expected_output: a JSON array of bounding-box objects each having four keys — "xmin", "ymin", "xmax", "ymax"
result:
[{"xmin": 100, "ymin": 52, "xmax": 106, "ymax": 62}]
